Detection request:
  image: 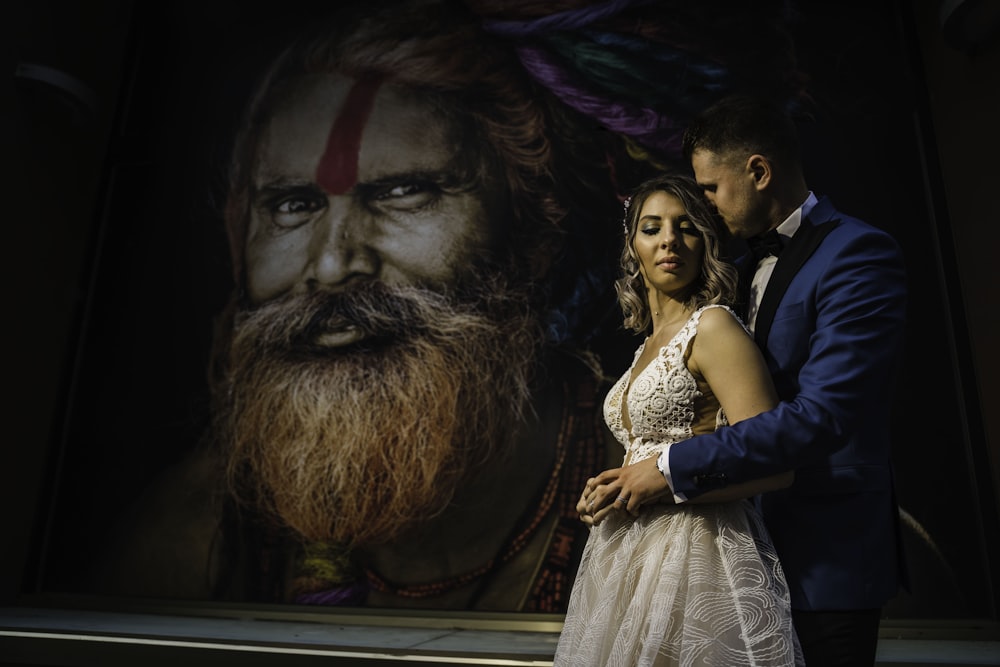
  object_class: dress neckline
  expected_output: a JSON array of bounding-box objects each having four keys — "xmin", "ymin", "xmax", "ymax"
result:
[
  {"xmin": 632, "ymin": 307, "xmax": 701, "ymax": 379},
  {"xmin": 620, "ymin": 307, "xmax": 703, "ymax": 434}
]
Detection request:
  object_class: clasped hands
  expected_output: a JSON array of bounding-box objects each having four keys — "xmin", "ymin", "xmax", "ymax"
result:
[{"xmin": 577, "ymin": 455, "xmax": 673, "ymax": 526}]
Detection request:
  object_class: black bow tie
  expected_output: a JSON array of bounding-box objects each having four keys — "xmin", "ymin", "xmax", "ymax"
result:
[{"xmin": 747, "ymin": 229, "xmax": 784, "ymax": 263}]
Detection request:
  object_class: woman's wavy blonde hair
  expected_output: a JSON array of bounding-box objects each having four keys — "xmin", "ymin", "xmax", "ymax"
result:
[{"xmin": 616, "ymin": 173, "xmax": 738, "ymax": 333}]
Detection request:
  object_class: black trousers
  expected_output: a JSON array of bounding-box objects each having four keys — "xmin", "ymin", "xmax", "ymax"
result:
[{"xmin": 792, "ymin": 608, "xmax": 881, "ymax": 667}]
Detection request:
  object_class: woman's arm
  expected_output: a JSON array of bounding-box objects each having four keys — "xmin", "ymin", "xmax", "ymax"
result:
[
  {"xmin": 684, "ymin": 307, "xmax": 792, "ymax": 502},
  {"xmin": 582, "ymin": 307, "xmax": 791, "ymax": 523}
]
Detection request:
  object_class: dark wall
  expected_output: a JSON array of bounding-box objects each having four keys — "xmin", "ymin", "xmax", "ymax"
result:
[
  {"xmin": 913, "ymin": 0, "xmax": 1000, "ymax": 535},
  {"xmin": 2, "ymin": 0, "xmax": 998, "ymax": 621},
  {"xmin": 908, "ymin": 0, "xmax": 1000, "ymax": 616},
  {"xmin": 1, "ymin": 0, "xmax": 132, "ymax": 604}
]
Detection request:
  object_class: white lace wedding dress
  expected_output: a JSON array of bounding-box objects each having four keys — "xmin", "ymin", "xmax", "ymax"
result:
[{"xmin": 554, "ymin": 305, "xmax": 802, "ymax": 666}]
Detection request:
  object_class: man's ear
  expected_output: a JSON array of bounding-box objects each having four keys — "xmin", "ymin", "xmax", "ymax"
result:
[{"xmin": 746, "ymin": 154, "xmax": 771, "ymax": 191}]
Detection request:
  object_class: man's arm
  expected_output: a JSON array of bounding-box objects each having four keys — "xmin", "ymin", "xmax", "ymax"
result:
[
  {"xmin": 668, "ymin": 225, "xmax": 907, "ymax": 500},
  {"xmin": 584, "ymin": 225, "xmax": 906, "ymax": 519},
  {"xmin": 582, "ymin": 305, "xmax": 791, "ymax": 521}
]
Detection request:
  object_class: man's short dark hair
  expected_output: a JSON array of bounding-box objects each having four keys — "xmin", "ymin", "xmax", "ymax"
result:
[{"xmin": 681, "ymin": 94, "xmax": 801, "ymax": 170}]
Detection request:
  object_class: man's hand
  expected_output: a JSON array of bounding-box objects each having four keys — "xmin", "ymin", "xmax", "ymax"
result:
[{"xmin": 577, "ymin": 456, "xmax": 673, "ymax": 525}]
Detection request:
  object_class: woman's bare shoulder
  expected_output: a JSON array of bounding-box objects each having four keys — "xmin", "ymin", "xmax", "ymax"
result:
[{"xmin": 696, "ymin": 305, "xmax": 748, "ymax": 337}]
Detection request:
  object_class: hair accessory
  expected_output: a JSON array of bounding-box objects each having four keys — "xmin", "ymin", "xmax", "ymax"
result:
[{"xmin": 621, "ymin": 196, "xmax": 631, "ymax": 234}]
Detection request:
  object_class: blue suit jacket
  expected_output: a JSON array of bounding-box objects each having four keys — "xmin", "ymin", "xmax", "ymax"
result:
[{"xmin": 668, "ymin": 196, "xmax": 908, "ymax": 611}]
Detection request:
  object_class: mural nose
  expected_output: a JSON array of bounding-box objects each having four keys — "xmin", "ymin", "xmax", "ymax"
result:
[{"xmin": 307, "ymin": 205, "xmax": 378, "ymax": 289}]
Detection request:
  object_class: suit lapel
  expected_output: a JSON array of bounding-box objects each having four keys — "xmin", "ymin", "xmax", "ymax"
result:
[{"xmin": 753, "ymin": 202, "xmax": 840, "ymax": 347}]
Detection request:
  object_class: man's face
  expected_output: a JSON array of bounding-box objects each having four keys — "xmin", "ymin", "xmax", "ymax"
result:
[
  {"xmin": 245, "ymin": 73, "xmax": 503, "ymax": 315},
  {"xmin": 690, "ymin": 148, "xmax": 768, "ymax": 239},
  {"xmin": 221, "ymin": 74, "xmax": 543, "ymax": 547}
]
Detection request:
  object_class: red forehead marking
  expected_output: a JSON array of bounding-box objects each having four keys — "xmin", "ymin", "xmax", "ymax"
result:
[{"xmin": 316, "ymin": 76, "xmax": 383, "ymax": 195}]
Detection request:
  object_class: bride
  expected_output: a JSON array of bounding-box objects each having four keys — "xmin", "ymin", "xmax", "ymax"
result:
[{"xmin": 554, "ymin": 173, "xmax": 802, "ymax": 666}]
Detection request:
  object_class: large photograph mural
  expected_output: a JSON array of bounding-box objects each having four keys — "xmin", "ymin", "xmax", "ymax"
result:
[{"xmin": 33, "ymin": 0, "xmax": 997, "ymax": 618}]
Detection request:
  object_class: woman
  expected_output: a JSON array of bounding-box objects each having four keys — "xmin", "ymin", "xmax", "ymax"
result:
[{"xmin": 554, "ymin": 174, "xmax": 802, "ymax": 666}]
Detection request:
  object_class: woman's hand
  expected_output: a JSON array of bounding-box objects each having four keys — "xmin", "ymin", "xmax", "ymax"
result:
[
  {"xmin": 577, "ymin": 456, "xmax": 674, "ymax": 525},
  {"xmin": 577, "ymin": 473, "xmax": 624, "ymax": 525}
]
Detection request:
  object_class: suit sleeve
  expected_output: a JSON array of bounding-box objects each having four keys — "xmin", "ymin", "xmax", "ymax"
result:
[{"xmin": 667, "ymin": 225, "xmax": 907, "ymax": 498}]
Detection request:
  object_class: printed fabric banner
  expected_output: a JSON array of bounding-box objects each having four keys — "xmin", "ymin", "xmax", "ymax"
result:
[{"xmin": 35, "ymin": 0, "xmax": 995, "ymax": 619}]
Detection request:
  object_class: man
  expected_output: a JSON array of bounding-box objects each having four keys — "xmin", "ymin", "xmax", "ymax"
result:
[
  {"xmin": 97, "ymin": 0, "xmax": 655, "ymax": 612},
  {"xmin": 589, "ymin": 94, "xmax": 907, "ymax": 665}
]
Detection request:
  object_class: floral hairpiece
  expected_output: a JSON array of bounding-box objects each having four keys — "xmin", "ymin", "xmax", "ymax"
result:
[{"xmin": 621, "ymin": 196, "xmax": 631, "ymax": 235}]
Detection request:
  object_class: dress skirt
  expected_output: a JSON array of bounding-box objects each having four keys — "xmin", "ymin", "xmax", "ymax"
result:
[{"xmin": 554, "ymin": 499, "xmax": 803, "ymax": 667}]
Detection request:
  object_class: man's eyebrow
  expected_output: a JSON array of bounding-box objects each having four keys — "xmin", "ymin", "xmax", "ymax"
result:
[
  {"xmin": 355, "ymin": 168, "xmax": 471, "ymax": 192},
  {"xmin": 251, "ymin": 169, "xmax": 469, "ymax": 199},
  {"xmin": 360, "ymin": 169, "xmax": 447, "ymax": 186},
  {"xmin": 252, "ymin": 179, "xmax": 323, "ymax": 196}
]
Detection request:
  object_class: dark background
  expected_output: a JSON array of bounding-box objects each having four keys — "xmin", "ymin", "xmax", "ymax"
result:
[{"xmin": 3, "ymin": 0, "xmax": 998, "ymax": 622}]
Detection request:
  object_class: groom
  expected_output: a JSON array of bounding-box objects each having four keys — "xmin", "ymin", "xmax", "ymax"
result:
[{"xmin": 592, "ymin": 94, "xmax": 908, "ymax": 666}]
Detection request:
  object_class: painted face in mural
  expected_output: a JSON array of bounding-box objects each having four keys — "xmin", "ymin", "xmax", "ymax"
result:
[
  {"xmin": 221, "ymin": 73, "xmax": 543, "ymax": 547},
  {"xmin": 245, "ymin": 72, "xmax": 505, "ymax": 311}
]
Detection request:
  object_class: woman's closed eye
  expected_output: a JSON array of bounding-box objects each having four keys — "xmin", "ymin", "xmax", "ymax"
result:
[{"xmin": 678, "ymin": 221, "xmax": 701, "ymax": 237}]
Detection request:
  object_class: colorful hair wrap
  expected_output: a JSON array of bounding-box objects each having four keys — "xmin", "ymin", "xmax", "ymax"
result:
[
  {"xmin": 465, "ymin": 0, "xmax": 808, "ymax": 342},
  {"xmin": 577, "ymin": 31, "xmax": 730, "ymax": 92},
  {"xmin": 481, "ymin": 0, "xmax": 658, "ymax": 37},
  {"xmin": 543, "ymin": 32, "xmax": 728, "ymax": 116},
  {"xmin": 475, "ymin": 1, "xmax": 738, "ymax": 158},
  {"xmin": 513, "ymin": 43, "xmax": 682, "ymax": 154}
]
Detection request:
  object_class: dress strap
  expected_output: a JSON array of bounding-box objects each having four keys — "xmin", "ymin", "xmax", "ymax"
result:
[{"xmin": 664, "ymin": 304, "xmax": 744, "ymax": 367}]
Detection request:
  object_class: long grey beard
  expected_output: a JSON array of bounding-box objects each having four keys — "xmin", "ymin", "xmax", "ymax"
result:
[{"xmin": 217, "ymin": 280, "xmax": 543, "ymax": 547}]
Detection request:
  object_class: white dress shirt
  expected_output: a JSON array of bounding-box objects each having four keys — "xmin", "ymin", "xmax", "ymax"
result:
[{"xmin": 746, "ymin": 192, "xmax": 817, "ymax": 333}]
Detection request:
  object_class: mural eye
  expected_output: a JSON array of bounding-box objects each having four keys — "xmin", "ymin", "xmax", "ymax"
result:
[
  {"xmin": 384, "ymin": 183, "xmax": 422, "ymax": 198},
  {"xmin": 370, "ymin": 180, "xmax": 441, "ymax": 211},
  {"xmin": 270, "ymin": 194, "xmax": 325, "ymax": 229}
]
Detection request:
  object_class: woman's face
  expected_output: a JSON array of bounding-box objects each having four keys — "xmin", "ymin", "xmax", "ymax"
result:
[{"xmin": 633, "ymin": 191, "xmax": 705, "ymax": 299}]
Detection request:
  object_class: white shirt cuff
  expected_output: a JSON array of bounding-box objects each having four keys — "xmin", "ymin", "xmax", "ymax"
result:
[{"xmin": 657, "ymin": 446, "xmax": 688, "ymax": 504}]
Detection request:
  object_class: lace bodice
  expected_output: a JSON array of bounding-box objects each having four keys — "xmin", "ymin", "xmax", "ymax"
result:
[{"xmin": 603, "ymin": 305, "xmax": 734, "ymax": 464}]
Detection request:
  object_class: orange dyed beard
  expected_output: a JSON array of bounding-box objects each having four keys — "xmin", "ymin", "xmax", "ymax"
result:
[{"xmin": 217, "ymin": 280, "xmax": 542, "ymax": 547}]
